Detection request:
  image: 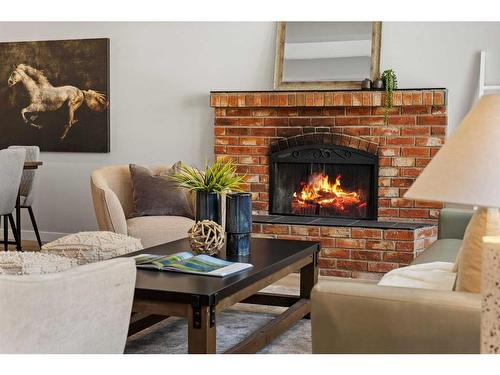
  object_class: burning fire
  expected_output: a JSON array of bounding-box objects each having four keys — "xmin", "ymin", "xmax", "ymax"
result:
[{"xmin": 292, "ymin": 173, "xmax": 366, "ymax": 212}]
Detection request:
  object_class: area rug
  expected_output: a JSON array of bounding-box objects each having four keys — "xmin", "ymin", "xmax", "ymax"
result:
[{"xmin": 125, "ymin": 309, "xmax": 311, "ymax": 354}]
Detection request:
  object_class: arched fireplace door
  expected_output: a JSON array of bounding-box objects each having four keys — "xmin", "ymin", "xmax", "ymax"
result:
[{"xmin": 270, "ymin": 143, "xmax": 378, "ymax": 220}]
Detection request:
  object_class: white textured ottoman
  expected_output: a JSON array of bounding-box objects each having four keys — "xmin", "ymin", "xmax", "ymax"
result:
[
  {"xmin": 0, "ymin": 251, "xmax": 77, "ymax": 275},
  {"xmin": 41, "ymin": 231, "xmax": 143, "ymax": 265}
]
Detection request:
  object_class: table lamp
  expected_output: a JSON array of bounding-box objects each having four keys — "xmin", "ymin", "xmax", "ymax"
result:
[{"xmin": 404, "ymin": 94, "xmax": 500, "ymax": 353}]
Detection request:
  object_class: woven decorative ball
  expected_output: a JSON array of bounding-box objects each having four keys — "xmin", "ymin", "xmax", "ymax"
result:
[{"xmin": 188, "ymin": 220, "xmax": 225, "ymax": 255}]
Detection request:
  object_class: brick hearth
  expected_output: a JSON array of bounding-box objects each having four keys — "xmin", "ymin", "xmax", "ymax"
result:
[
  {"xmin": 210, "ymin": 89, "xmax": 447, "ymax": 279},
  {"xmin": 252, "ymin": 223, "xmax": 437, "ymax": 278}
]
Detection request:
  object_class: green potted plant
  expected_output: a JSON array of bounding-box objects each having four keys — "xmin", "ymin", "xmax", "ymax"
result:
[
  {"xmin": 170, "ymin": 158, "xmax": 245, "ymax": 224},
  {"xmin": 381, "ymin": 68, "xmax": 398, "ymax": 124}
]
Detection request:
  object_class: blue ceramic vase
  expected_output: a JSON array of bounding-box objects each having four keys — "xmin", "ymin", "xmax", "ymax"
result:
[
  {"xmin": 225, "ymin": 193, "xmax": 252, "ymax": 255},
  {"xmin": 195, "ymin": 191, "xmax": 221, "ymax": 224}
]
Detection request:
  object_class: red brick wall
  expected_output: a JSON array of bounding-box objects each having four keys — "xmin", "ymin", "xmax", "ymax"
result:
[{"xmin": 211, "ymin": 90, "xmax": 447, "ymax": 223}]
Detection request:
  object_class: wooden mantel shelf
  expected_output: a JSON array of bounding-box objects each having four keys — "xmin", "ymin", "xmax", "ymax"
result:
[
  {"xmin": 210, "ymin": 89, "xmax": 447, "ymax": 108},
  {"xmin": 210, "ymin": 88, "xmax": 446, "ymax": 93}
]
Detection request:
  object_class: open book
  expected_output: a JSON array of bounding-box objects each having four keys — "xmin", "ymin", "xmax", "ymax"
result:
[{"xmin": 133, "ymin": 252, "xmax": 252, "ymax": 277}]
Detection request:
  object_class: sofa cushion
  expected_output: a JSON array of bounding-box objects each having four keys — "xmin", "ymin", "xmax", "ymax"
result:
[
  {"xmin": 378, "ymin": 262, "xmax": 456, "ymax": 291},
  {"xmin": 438, "ymin": 208, "xmax": 474, "ymax": 240},
  {"xmin": 411, "ymin": 239, "xmax": 463, "ymax": 265},
  {"xmin": 453, "ymin": 209, "xmax": 500, "ymax": 293},
  {"xmin": 41, "ymin": 231, "xmax": 143, "ymax": 265},
  {"xmin": 127, "ymin": 215, "xmax": 194, "ymax": 249},
  {"xmin": 129, "ymin": 163, "xmax": 194, "ymax": 219},
  {"xmin": 0, "ymin": 251, "xmax": 76, "ymax": 275}
]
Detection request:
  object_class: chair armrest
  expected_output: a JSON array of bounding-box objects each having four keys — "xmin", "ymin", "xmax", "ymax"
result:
[
  {"xmin": 311, "ymin": 279, "xmax": 480, "ymax": 354},
  {"xmin": 438, "ymin": 208, "xmax": 474, "ymax": 239},
  {"xmin": 90, "ymin": 174, "xmax": 128, "ymax": 235}
]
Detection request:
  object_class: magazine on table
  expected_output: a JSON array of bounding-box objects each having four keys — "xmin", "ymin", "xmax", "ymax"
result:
[{"xmin": 133, "ymin": 251, "xmax": 252, "ymax": 277}]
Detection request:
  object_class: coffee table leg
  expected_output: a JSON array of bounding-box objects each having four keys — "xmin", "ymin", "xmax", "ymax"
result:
[
  {"xmin": 300, "ymin": 250, "xmax": 319, "ymax": 299},
  {"xmin": 188, "ymin": 305, "xmax": 216, "ymax": 354},
  {"xmin": 300, "ymin": 250, "xmax": 319, "ymax": 319}
]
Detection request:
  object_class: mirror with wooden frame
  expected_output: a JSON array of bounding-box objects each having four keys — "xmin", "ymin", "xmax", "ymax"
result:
[{"xmin": 274, "ymin": 22, "xmax": 382, "ymax": 90}]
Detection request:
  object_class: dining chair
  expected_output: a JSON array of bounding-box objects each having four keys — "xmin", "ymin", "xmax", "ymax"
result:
[
  {"xmin": 8, "ymin": 146, "xmax": 42, "ymax": 247},
  {"xmin": 0, "ymin": 148, "xmax": 26, "ymax": 251}
]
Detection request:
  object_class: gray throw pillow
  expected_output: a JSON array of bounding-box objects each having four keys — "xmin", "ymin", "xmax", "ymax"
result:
[{"xmin": 129, "ymin": 163, "xmax": 194, "ymax": 219}]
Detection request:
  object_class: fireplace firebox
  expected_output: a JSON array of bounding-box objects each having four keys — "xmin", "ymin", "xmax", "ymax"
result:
[{"xmin": 270, "ymin": 143, "xmax": 378, "ymax": 220}]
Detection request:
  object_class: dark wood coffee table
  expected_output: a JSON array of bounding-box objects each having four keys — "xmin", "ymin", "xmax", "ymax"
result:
[{"xmin": 123, "ymin": 237, "xmax": 319, "ymax": 354}]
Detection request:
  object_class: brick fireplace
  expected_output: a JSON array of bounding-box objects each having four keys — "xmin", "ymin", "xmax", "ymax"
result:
[{"xmin": 210, "ymin": 89, "xmax": 447, "ymax": 279}]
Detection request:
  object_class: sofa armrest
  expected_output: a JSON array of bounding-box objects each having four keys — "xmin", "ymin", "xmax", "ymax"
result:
[
  {"xmin": 90, "ymin": 174, "xmax": 128, "ymax": 235},
  {"xmin": 311, "ymin": 279, "xmax": 480, "ymax": 354},
  {"xmin": 438, "ymin": 208, "xmax": 474, "ymax": 240}
]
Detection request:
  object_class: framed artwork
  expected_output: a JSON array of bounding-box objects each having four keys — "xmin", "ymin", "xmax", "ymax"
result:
[{"xmin": 0, "ymin": 38, "xmax": 110, "ymax": 152}]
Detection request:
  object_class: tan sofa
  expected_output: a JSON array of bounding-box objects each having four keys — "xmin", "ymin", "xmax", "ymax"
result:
[
  {"xmin": 311, "ymin": 208, "xmax": 481, "ymax": 354},
  {"xmin": 91, "ymin": 165, "xmax": 195, "ymax": 249}
]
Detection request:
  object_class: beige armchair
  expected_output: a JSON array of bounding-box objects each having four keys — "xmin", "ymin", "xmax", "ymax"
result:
[
  {"xmin": 0, "ymin": 258, "xmax": 136, "ymax": 354},
  {"xmin": 91, "ymin": 165, "xmax": 195, "ymax": 249},
  {"xmin": 311, "ymin": 208, "xmax": 481, "ymax": 354}
]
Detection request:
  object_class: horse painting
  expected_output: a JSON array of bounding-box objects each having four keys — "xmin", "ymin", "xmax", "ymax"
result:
[{"xmin": 7, "ymin": 64, "xmax": 109, "ymax": 140}]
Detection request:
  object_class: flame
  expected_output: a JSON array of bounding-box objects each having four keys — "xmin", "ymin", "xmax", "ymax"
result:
[{"xmin": 292, "ymin": 173, "xmax": 365, "ymax": 212}]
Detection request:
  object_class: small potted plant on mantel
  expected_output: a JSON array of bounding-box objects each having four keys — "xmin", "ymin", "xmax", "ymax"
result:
[
  {"xmin": 380, "ymin": 68, "xmax": 398, "ymax": 124},
  {"xmin": 169, "ymin": 158, "xmax": 245, "ymax": 226}
]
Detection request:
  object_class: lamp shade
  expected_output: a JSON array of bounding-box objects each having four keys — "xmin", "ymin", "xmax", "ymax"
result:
[{"xmin": 404, "ymin": 95, "xmax": 500, "ymax": 208}]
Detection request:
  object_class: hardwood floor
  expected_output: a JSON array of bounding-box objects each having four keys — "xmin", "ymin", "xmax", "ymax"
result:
[{"xmin": 3, "ymin": 240, "xmax": 40, "ymax": 252}]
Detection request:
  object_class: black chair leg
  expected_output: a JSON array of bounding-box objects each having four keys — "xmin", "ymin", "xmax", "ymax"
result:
[
  {"xmin": 3, "ymin": 215, "xmax": 8, "ymax": 251},
  {"xmin": 27, "ymin": 206, "xmax": 42, "ymax": 248},
  {"xmin": 16, "ymin": 197, "xmax": 21, "ymax": 249},
  {"xmin": 7, "ymin": 214, "xmax": 22, "ymax": 251}
]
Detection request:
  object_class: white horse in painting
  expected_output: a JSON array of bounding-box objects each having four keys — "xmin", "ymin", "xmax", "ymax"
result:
[{"xmin": 7, "ymin": 64, "xmax": 108, "ymax": 140}]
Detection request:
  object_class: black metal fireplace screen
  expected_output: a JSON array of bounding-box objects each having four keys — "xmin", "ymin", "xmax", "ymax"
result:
[{"xmin": 270, "ymin": 144, "xmax": 378, "ymax": 220}]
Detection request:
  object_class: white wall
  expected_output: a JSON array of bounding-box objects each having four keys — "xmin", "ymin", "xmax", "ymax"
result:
[
  {"xmin": 0, "ymin": 22, "xmax": 499, "ymax": 239},
  {"xmin": 382, "ymin": 22, "xmax": 500, "ymax": 133},
  {"xmin": 0, "ymin": 22, "xmax": 276, "ymax": 239}
]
